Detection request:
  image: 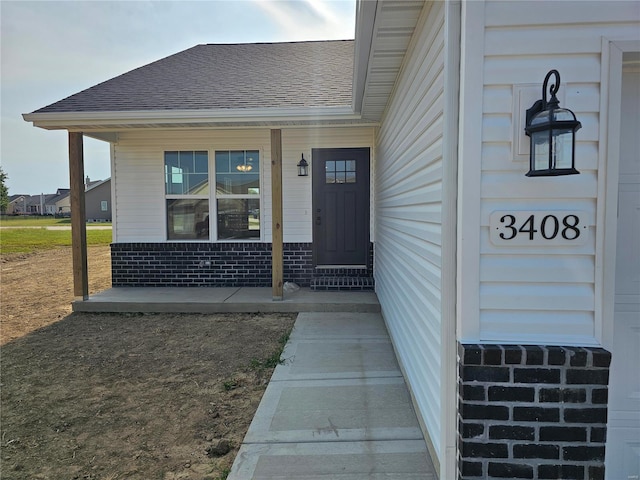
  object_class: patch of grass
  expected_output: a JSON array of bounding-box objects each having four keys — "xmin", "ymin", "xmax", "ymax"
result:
[
  {"xmin": 223, "ymin": 379, "xmax": 239, "ymax": 391},
  {"xmin": 0, "ymin": 216, "xmax": 111, "ymax": 227},
  {"xmin": 216, "ymin": 467, "xmax": 231, "ymax": 480},
  {"xmin": 0, "ymin": 216, "xmax": 70, "ymax": 226},
  {"xmin": 0, "ymin": 228, "xmax": 112, "ymax": 254},
  {"xmin": 249, "ymin": 331, "xmax": 291, "ymax": 371}
]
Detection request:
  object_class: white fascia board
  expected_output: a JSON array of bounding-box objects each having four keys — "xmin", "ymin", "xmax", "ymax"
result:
[
  {"xmin": 22, "ymin": 106, "xmax": 361, "ymax": 130},
  {"xmin": 353, "ymin": 0, "xmax": 378, "ymax": 113}
]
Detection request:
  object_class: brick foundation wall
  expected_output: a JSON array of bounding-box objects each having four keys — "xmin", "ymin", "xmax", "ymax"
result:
[
  {"xmin": 111, "ymin": 242, "xmax": 373, "ymax": 287},
  {"xmin": 458, "ymin": 343, "xmax": 611, "ymax": 480}
]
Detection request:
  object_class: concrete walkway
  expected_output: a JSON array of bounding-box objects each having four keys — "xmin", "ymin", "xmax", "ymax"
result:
[{"xmin": 228, "ymin": 311, "xmax": 437, "ymax": 479}]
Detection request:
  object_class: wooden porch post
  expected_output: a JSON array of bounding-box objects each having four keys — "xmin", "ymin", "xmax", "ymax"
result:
[
  {"xmin": 270, "ymin": 129, "xmax": 283, "ymax": 300},
  {"xmin": 69, "ymin": 132, "xmax": 89, "ymax": 300}
]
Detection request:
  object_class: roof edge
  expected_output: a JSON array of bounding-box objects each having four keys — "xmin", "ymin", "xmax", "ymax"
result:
[
  {"xmin": 23, "ymin": 106, "xmax": 362, "ymax": 130},
  {"xmin": 352, "ymin": 0, "xmax": 378, "ymax": 114}
]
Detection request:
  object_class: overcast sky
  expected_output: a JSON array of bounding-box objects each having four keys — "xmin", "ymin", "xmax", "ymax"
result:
[{"xmin": 0, "ymin": 0, "xmax": 356, "ymax": 195}]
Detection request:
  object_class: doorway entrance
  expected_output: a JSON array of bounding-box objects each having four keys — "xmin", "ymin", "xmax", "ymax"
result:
[{"xmin": 312, "ymin": 148, "xmax": 370, "ymax": 267}]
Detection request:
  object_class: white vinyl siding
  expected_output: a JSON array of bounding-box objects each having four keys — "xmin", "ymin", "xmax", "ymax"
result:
[
  {"xmin": 113, "ymin": 129, "xmax": 270, "ymax": 243},
  {"xmin": 374, "ymin": 1, "xmax": 445, "ymax": 462},
  {"xmin": 112, "ymin": 127, "xmax": 374, "ymax": 243},
  {"xmin": 461, "ymin": 0, "xmax": 639, "ymax": 345}
]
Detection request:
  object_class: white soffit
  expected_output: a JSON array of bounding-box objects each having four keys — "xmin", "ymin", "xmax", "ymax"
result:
[{"xmin": 359, "ymin": 0, "xmax": 425, "ymax": 121}]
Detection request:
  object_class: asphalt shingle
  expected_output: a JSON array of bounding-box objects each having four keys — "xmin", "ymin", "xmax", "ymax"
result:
[{"xmin": 34, "ymin": 40, "xmax": 354, "ymax": 113}]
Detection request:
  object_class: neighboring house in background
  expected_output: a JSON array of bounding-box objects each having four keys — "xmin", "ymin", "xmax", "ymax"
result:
[
  {"xmin": 52, "ymin": 188, "xmax": 71, "ymax": 216},
  {"xmin": 24, "ymin": 193, "xmax": 58, "ymax": 215},
  {"xmin": 6, "ymin": 194, "xmax": 28, "ymax": 214},
  {"xmin": 23, "ymin": 2, "xmax": 640, "ymax": 479},
  {"xmin": 85, "ymin": 178, "xmax": 111, "ymax": 221},
  {"xmin": 3, "ymin": 184, "xmax": 110, "ymax": 220},
  {"xmin": 6, "ymin": 194, "xmax": 29, "ymax": 215}
]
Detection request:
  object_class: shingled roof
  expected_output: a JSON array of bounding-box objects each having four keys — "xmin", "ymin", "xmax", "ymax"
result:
[{"xmin": 34, "ymin": 40, "xmax": 354, "ymax": 114}]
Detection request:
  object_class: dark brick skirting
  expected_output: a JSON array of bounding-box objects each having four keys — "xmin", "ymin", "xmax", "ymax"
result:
[
  {"xmin": 111, "ymin": 242, "xmax": 374, "ymax": 287},
  {"xmin": 458, "ymin": 343, "xmax": 611, "ymax": 480}
]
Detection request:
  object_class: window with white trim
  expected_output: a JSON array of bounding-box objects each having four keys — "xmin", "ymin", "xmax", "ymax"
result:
[
  {"xmin": 215, "ymin": 150, "xmax": 260, "ymax": 240},
  {"xmin": 164, "ymin": 151, "xmax": 209, "ymax": 240}
]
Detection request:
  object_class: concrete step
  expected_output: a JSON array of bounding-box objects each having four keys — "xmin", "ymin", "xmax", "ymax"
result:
[{"xmin": 310, "ymin": 276, "xmax": 375, "ymax": 291}]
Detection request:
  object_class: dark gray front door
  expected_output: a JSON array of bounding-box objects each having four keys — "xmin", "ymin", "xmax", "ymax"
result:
[{"xmin": 312, "ymin": 148, "xmax": 370, "ymax": 266}]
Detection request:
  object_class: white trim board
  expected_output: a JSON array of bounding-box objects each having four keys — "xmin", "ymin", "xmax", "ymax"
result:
[{"xmin": 599, "ymin": 38, "xmax": 640, "ymax": 351}]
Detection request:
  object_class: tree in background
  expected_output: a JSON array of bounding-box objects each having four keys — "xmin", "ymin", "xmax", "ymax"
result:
[{"xmin": 0, "ymin": 167, "xmax": 8, "ymax": 214}]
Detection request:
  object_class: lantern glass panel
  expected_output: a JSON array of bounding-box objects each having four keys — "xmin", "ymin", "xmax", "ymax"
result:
[
  {"xmin": 551, "ymin": 129, "xmax": 574, "ymax": 169},
  {"xmin": 551, "ymin": 107, "xmax": 577, "ymax": 122},
  {"xmin": 532, "ymin": 130, "xmax": 550, "ymax": 171},
  {"xmin": 531, "ymin": 110, "xmax": 551, "ymax": 127}
]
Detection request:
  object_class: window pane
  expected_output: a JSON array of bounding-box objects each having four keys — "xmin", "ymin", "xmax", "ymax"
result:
[
  {"xmin": 187, "ymin": 173, "xmax": 209, "ymax": 195},
  {"xmin": 165, "ymin": 152, "xmax": 179, "ymax": 169},
  {"xmin": 195, "ymin": 151, "xmax": 208, "ymax": 173},
  {"xmin": 325, "ymin": 160, "xmax": 335, "ymax": 172},
  {"xmin": 336, "ymin": 160, "xmax": 345, "ymax": 172},
  {"xmin": 215, "ymin": 151, "xmax": 230, "ymax": 173},
  {"xmin": 246, "ymin": 151, "xmax": 259, "ymax": 173},
  {"xmin": 346, "ymin": 160, "xmax": 356, "ymax": 172},
  {"xmin": 165, "ymin": 151, "xmax": 208, "ymax": 195},
  {"xmin": 346, "ymin": 171, "xmax": 356, "ymax": 183},
  {"xmin": 165, "ymin": 152, "xmax": 179, "ymax": 194},
  {"xmin": 216, "ymin": 173, "xmax": 259, "ymax": 195},
  {"xmin": 326, "ymin": 172, "xmax": 336, "ymax": 184},
  {"xmin": 179, "ymin": 151, "xmax": 194, "ymax": 174},
  {"xmin": 217, "ymin": 198, "xmax": 260, "ymax": 240},
  {"xmin": 230, "ymin": 151, "xmax": 246, "ymax": 172},
  {"xmin": 215, "ymin": 150, "xmax": 260, "ymax": 195},
  {"xmin": 167, "ymin": 199, "xmax": 209, "ymax": 240}
]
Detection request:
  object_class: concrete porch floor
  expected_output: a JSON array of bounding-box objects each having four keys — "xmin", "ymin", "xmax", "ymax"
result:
[{"xmin": 72, "ymin": 287, "xmax": 381, "ymax": 313}]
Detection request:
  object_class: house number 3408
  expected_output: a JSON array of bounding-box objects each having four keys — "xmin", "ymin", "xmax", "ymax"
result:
[{"xmin": 489, "ymin": 211, "xmax": 589, "ymax": 246}]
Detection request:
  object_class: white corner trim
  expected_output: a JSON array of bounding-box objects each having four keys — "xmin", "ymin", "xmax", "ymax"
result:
[
  {"xmin": 457, "ymin": 0, "xmax": 485, "ymax": 342},
  {"xmin": 597, "ymin": 37, "xmax": 640, "ymax": 351},
  {"xmin": 109, "ymin": 142, "xmax": 118, "ymax": 242},
  {"xmin": 441, "ymin": 2, "xmax": 462, "ymax": 479}
]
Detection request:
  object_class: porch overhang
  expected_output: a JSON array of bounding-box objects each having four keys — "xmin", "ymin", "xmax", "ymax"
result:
[
  {"xmin": 22, "ymin": 106, "xmax": 373, "ymax": 132},
  {"xmin": 352, "ymin": 0, "xmax": 425, "ymax": 121}
]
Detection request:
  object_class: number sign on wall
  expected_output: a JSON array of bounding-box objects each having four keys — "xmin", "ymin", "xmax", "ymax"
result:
[{"xmin": 490, "ymin": 211, "xmax": 589, "ymax": 246}]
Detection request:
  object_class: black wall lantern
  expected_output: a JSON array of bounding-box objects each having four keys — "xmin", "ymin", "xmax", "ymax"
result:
[
  {"xmin": 297, "ymin": 153, "xmax": 309, "ymax": 177},
  {"xmin": 525, "ymin": 69, "xmax": 581, "ymax": 177}
]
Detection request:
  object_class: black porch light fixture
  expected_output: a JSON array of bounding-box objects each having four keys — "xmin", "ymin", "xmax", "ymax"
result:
[
  {"xmin": 525, "ymin": 69, "xmax": 581, "ymax": 177},
  {"xmin": 297, "ymin": 153, "xmax": 309, "ymax": 177}
]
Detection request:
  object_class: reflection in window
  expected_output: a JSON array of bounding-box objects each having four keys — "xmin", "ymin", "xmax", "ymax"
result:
[
  {"xmin": 165, "ymin": 151, "xmax": 209, "ymax": 240},
  {"xmin": 167, "ymin": 199, "xmax": 209, "ymax": 240},
  {"xmin": 325, "ymin": 159, "xmax": 356, "ymax": 184},
  {"xmin": 215, "ymin": 150, "xmax": 260, "ymax": 240},
  {"xmin": 217, "ymin": 198, "xmax": 260, "ymax": 240},
  {"xmin": 165, "ymin": 151, "xmax": 208, "ymax": 194},
  {"xmin": 215, "ymin": 151, "xmax": 260, "ymax": 195}
]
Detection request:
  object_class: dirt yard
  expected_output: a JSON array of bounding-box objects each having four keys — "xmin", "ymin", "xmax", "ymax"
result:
[{"xmin": 0, "ymin": 246, "xmax": 296, "ymax": 479}]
